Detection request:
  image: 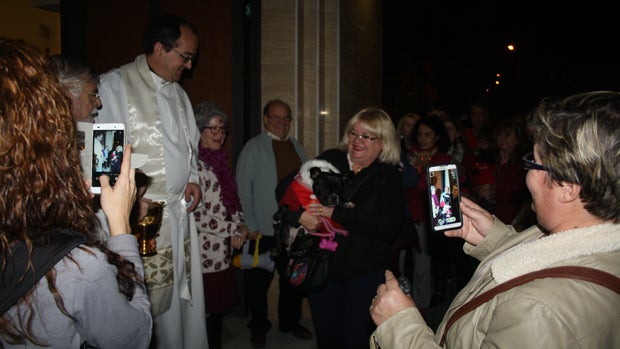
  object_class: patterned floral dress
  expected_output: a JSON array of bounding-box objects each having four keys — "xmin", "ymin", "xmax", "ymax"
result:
[{"xmin": 194, "ymin": 158, "xmax": 245, "ymax": 313}]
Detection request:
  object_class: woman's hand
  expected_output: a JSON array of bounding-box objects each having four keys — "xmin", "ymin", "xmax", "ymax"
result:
[
  {"xmin": 83, "ymin": 178, "xmax": 95, "ymax": 199},
  {"xmin": 100, "ymin": 144, "xmax": 137, "ymax": 237},
  {"xmin": 298, "ymin": 210, "xmax": 322, "ymax": 231},
  {"xmin": 444, "ymin": 196, "xmax": 494, "ymax": 246},
  {"xmin": 370, "ymin": 270, "xmax": 415, "ymax": 326},
  {"xmin": 232, "ymin": 225, "xmax": 249, "ymax": 249},
  {"xmin": 307, "ymin": 202, "xmax": 334, "ymax": 219},
  {"xmin": 231, "ymin": 235, "xmax": 245, "ymax": 249}
]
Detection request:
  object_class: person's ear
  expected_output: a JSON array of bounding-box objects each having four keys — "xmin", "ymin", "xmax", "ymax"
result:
[
  {"xmin": 154, "ymin": 42, "xmax": 166, "ymax": 55},
  {"xmin": 559, "ymin": 182, "xmax": 581, "ymax": 203}
]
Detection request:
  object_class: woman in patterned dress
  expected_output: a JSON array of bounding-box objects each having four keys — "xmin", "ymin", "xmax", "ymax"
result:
[{"xmin": 193, "ymin": 101, "xmax": 248, "ymax": 349}]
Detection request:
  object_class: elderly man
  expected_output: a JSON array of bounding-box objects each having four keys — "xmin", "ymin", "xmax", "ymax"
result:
[{"xmin": 236, "ymin": 99, "xmax": 312, "ymax": 348}]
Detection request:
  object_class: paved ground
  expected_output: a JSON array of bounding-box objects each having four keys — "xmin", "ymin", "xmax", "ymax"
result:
[{"xmin": 220, "ymin": 271, "xmax": 459, "ymax": 348}]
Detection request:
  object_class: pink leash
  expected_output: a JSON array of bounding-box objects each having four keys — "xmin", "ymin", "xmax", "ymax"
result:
[{"xmin": 307, "ymin": 216, "xmax": 349, "ymax": 251}]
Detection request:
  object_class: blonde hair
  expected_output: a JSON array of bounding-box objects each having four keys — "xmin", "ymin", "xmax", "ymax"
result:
[{"xmin": 339, "ymin": 107, "xmax": 400, "ymax": 165}]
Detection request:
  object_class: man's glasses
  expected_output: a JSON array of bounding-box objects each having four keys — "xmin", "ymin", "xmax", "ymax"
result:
[
  {"xmin": 172, "ymin": 48, "xmax": 195, "ymax": 64},
  {"xmin": 88, "ymin": 92, "xmax": 100, "ymax": 100},
  {"xmin": 203, "ymin": 126, "xmax": 227, "ymax": 134},
  {"xmin": 522, "ymin": 152, "xmax": 551, "ymax": 172},
  {"xmin": 267, "ymin": 115, "xmax": 292, "ymax": 122},
  {"xmin": 349, "ymin": 130, "xmax": 379, "ymax": 142}
]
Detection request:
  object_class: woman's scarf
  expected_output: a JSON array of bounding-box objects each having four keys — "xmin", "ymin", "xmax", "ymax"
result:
[{"xmin": 198, "ymin": 144, "xmax": 242, "ymax": 216}]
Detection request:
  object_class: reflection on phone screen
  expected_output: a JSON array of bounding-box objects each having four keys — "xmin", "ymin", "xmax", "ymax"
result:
[
  {"xmin": 92, "ymin": 130, "xmax": 124, "ymax": 187},
  {"xmin": 428, "ymin": 165, "xmax": 462, "ymax": 231}
]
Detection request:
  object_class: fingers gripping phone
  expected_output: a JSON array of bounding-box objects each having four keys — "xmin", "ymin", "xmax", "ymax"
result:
[
  {"xmin": 90, "ymin": 123, "xmax": 126, "ymax": 194},
  {"xmin": 427, "ymin": 163, "xmax": 463, "ymax": 232}
]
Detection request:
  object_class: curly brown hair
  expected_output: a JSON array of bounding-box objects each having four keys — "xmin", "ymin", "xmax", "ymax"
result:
[{"xmin": 0, "ymin": 37, "xmax": 141, "ymax": 347}]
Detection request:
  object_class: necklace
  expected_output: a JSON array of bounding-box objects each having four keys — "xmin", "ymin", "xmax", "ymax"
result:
[{"xmin": 410, "ymin": 148, "xmax": 437, "ymax": 171}]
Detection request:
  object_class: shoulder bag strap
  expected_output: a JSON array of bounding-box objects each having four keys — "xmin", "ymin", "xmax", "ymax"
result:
[
  {"xmin": 1, "ymin": 229, "xmax": 87, "ymax": 314},
  {"xmin": 439, "ymin": 266, "xmax": 620, "ymax": 346},
  {"xmin": 341, "ymin": 162, "xmax": 381, "ymax": 202}
]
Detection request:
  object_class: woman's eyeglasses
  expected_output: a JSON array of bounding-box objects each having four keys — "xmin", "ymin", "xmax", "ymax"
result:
[
  {"xmin": 522, "ymin": 152, "xmax": 551, "ymax": 172},
  {"xmin": 349, "ymin": 130, "xmax": 379, "ymax": 142},
  {"xmin": 203, "ymin": 126, "xmax": 227, "ymax": 134}
]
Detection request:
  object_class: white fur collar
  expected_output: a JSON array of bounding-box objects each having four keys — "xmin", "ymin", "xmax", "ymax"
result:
[
  {"xmin": 492, "ymin": 223, "xmax": 620, "ymax": 283},
  {"xmin": 297, "ymin": 159, "xmax": 340, "ymax": 188}
]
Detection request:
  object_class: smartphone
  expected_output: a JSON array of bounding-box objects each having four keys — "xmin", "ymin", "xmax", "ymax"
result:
[
  {"xmin": 427, "ymin": 163, "xmax": 463, "ymax": 232},
  {"xmin": 90, "ymin": 123, "xmax": 126, "ymax": 194}
]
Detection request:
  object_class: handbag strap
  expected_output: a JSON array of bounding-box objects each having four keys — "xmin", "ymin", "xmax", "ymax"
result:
[
  {"xmin": 340, "ymin": 162, "xmax": 379, "ymax": 202},
  {"xmin": 252, "ymin": 233, "xmax": 263, "ymax": 267},
  {"xmin": 439, "ymin": 266, "xmax": 620, "ymax": 346},
  {"xmin": 1, "ymin": 229, "xmax": 87, "ymax": 314}
]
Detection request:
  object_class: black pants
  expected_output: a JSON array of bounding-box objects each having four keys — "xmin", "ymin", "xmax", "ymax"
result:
[
  {"xmin": 244, "ymin": 236, "xmax": 304, "ymax": 333},
  {"xmin": 308, "ymin": 269, "xmax": 383, "ymax": 349}
]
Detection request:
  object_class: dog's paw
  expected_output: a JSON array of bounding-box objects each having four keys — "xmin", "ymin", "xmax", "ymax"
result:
[{"xmin": 343, "ymin": 201, "xmax": 355, "ymax": 209}]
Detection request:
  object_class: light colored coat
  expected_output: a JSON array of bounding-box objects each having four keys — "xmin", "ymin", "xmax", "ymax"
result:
[
  {"xmin": 372, "ymin": 221, "xmax": 620, "ymax": 348},
  {"xmin": 235, "ymin": 132, "xmax": 307, "ymax": 237}
]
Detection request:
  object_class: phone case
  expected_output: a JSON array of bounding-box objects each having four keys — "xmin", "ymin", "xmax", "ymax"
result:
[
  {"xmin": 427, "ymin": 163, "xmax": 463, "ymax": 231},
  {"xmin": 88, "ymin": 123, "xmax": 126, "ymax": 194}
]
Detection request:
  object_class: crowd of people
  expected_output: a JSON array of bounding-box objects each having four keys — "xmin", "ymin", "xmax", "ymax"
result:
[
  {"xmin": 2, "ymin": 12, "xmax": 619, "ymax": 349},
  {"xmin": 391, "ymin": 99, "xmax": 537, "ymax": 317}
]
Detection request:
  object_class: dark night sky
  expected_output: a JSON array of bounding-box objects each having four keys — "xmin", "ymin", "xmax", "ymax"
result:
[{"xmin": 383, "ymin": 2, "xmax": 620, "ymax": 118}]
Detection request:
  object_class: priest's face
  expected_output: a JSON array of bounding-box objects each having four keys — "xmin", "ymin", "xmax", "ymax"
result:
[{"xmin": 154, "ymin": 25, "xmax": 198, "ymax": 82}]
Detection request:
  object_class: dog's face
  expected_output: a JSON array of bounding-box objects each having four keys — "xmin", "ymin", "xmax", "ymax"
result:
[{"xmin": 310, "ymin": 167, "xmax": 351, "ymax": 206}]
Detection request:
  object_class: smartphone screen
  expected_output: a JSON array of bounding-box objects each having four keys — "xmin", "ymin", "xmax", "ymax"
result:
[
  {"xmin": 427, "ymin": 163, "xmax": 463, "ymax": 232},
  {"xmin": 91, "ymin": 124, "xmax": 125, "ymax": 193}
]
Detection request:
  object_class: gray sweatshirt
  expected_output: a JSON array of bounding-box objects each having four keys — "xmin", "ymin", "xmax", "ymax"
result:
[{"xmin": 2, "ymin": 234, "xmax": 152, "ymax": 349}]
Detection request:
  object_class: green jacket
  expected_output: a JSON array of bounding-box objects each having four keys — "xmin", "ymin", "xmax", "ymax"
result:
[{"xmin": 372, "ymin": 220, "xmax": 620, "ymax": 348}]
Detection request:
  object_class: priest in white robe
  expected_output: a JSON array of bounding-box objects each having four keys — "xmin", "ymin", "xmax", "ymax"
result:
[{"xmin": 96, "ymin": 15, "xmax": 207, "ymax": 349}]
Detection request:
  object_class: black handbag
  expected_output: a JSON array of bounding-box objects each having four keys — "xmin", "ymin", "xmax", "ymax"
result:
[{"xmin": 286, "ymin": 229, "xmax": 332, "ymax": 293}]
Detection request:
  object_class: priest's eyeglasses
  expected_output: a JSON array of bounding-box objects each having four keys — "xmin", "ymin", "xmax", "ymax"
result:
[{"xmin": 172, "ymin": 48, "xmax": 195, "ymax": 63}]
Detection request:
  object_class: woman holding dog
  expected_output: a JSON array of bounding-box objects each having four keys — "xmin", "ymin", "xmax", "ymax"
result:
[{"xmin": 299, "ymin": 107, "xmax": 404, "ymax": 348}]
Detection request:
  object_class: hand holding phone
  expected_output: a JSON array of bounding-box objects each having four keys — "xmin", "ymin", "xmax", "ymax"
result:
[
  {"xmin": 427, "ymin": 163, "xmax": 463, "ymax": 232},
  {"xmin": 90, "ymin": 123, "xmax": 126, "ymax": 194},
  {"xmin": 99, "ymin": 144, "xmax": 136, "ymax": 237}
]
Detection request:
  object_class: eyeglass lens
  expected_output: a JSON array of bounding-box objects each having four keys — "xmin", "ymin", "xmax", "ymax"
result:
[
  {"xmin": 173, "ymin": 48, "xmax": 193, "ymax": 63},
  {"xmin": 205, "ymin": 126, "xmax": 226, "ymax": 133},
  {"xmin": 350, "ymin": 130, "xmax": 377, "ymax": 141}
]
